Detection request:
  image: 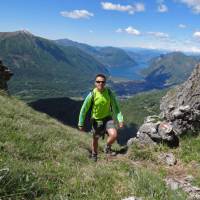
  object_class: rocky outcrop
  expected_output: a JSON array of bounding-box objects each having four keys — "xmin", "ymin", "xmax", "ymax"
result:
[
  {"xmin": 165, "ymin": 176, "xmax": 200, "ymax": 200},
  {"xmin": 135, "ymin": 63, "xmax": 200, "ymax": 145},
  {"xmin": 0, "ymin": 60, "xmax": 13, "ymax": 90},
  {"xmin": 135, "ymin": 115, "xmax": 179, "ymax": 146},
  {"xmin": 160, "ymin": 63, "xmax": 200, "ymax": 135}
]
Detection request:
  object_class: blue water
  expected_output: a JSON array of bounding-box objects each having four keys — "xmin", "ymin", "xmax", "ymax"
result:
[{"xmin": 108, "ymin": 63, "xmax": 148, "ymax": 81}]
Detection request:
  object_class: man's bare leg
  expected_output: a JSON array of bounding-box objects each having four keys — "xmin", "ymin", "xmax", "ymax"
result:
[
  {"xmin": 106, "ymin": 128, "xmax": 117, "ymax": 146},
  {"xmin": 92, "ymin": 135, "xmax": 99, "ymax": 154},
  {"xmin": 104, "ymin": 128, "xmax": 117, "ymax": 155}
]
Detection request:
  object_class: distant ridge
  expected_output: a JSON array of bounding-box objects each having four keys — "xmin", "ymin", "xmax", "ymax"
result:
[
  {"xmin": 56, "ymin": 39, "xmax": 137, "ymax": 68},
  {"xmin": 142, "ymin": 52, "xmax": 200, "ymax": 86}
]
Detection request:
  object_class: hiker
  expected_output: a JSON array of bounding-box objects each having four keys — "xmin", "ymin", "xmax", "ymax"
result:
[{"xmin": 78, "ymin": 74, "xmax": 124, "ymax": 161}]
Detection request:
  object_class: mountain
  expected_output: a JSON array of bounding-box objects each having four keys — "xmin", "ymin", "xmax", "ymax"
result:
[
  {"xmin": 55, "ymin": 38, "xmax": 99, "ymax": 56},
  {"xmin": 56, "ymin": 39, "xmax": 137, "ymax": 68},
  {"xmin": 142, "ymin": 52, "xmax": 200, "ymax": 86},
  {"xmin": 96, "ymin": 47, "xmax": 137, "ymax": 68},
  {"xmin": 125, "ymin": 48, "xmax": 169, "ymax": 65},
  {"xmin": 0, "ymin": 31, "xmax": 108, "ymax": 100}
]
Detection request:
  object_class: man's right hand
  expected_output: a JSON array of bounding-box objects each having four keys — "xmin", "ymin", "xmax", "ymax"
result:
[
  {"xmin": 118, "ymin": 122, "xmax": 124, "ymax": 128},
  {"xmin": 78, "ymin": 126, "xmax": 84, "ymax": 131}
]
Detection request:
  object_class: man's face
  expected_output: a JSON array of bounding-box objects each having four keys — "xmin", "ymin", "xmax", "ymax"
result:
[{"xmin": 95, "ymin": 76, "xmax": 106, "ymax": 91}]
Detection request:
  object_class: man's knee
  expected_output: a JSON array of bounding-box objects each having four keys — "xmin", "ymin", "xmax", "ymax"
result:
[{"xmin": 107, "ymin": 128, "xmax": 117, "ymax": 139}]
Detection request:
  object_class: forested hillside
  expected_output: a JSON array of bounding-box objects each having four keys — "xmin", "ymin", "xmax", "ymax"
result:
[{"xmin": 0, "ymin": 31, "xmax": 108, "ymax": 101}]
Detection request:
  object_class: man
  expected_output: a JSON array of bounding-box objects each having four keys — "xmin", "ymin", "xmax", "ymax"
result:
[{"xmin": 78, "ymin": 74, "xmax": 124, "ymax": 162}]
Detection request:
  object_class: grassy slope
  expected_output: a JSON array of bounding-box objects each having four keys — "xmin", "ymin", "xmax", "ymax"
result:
[
  {"xmin": 120, "ymin": 89, "xmax": 169, "ymax": 127},
  {"xmin": 1, "ymin": 90, "xmax": 199, "ymax": 199}
]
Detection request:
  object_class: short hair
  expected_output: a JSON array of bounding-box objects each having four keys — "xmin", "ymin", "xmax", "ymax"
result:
[{"xmin": 95, "ymin": 74, "xmax": 106, "ymax": 81}]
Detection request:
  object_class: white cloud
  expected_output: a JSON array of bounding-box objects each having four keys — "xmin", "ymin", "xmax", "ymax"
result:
[
  {"xmin": 116, "ymin": 28, "xmax": 123, "ymax": 33},
  {"xmin": 60, "ymin": 10, "xmax": 94, "ymax": 19},
  {"xmin": 157, "ymin": 0, "xmax": 168, "ymax": 12},
  {"xmin": 101, "ymin": 2, "xmax": 145, "ymax": 14},
  {"xmin": 189, "ymin": 46, "xmax": 200, "ymax": 52},
  {"xmin": 193, "ymin": 31, "xmax": 200, "ymax": 38},
  {"xmin": 134, "ymin": 3, "xmax": 145, "ymax": 12},
  {"xmin": 158, "ymin": 4, "xmax": 168, "ymax": 12},
  {"xmin": 125, "ymin": 26, "xmax": 141, "ymax": 35},
  {"xmin": 148, "ymin": 31, "xmax": 169, "ymax": 38},
  {"xmin": 183, "ymin": 39, "xmax": 192, "ymax": 44},
  {"xmin": 116, "ymin": 26, "xmax": 141, "ymax": 35},
  {"xmin": 178, "ymin": 24, "xmax": 187, "ymax": 28},
  {"xmin": 178, "ymin": 0, "xmax": 200, "ymax": 14},
  {"xmin": 89, "ymin": 30, "xmax": 94, "ymax": 33}
]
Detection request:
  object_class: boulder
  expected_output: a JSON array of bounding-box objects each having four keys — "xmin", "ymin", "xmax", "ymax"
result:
[
  {"xmin": 158, "ymin": 153, "xmax": 177, "ymax": 166},
  {"xmin": 136, "ymin": 119, "xmax": 176, "ymax": 144}
]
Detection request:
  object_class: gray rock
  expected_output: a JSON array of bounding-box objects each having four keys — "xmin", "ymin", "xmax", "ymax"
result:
[
  {"xmin": 158, "ymin": 153, "xmax": 177, "ymax": 166},
  {"xmin": 168, "ymin": 104, "xmax": 175, "ymax": 111},
  {"xmin": 165, "ymin": 178, "xmax": 179, "ymax": 190},
  {"xmin": 137, "ymin": 120, "xmax": 176, "ymax": 144},
  {"xmin": 137, "ymin": 130, "xmax": 157, "ymax": 145},
  {"xmin": 136, "ymin": 121, "xmax": 162, "ymax": 144},
  {"xmin": 165, "ymin": 176, "xmax": 200, "ymax": 200},
  {"xmin": 127, "ymin": 138, "xmax": 138, "ymax": 146},
  {"xmin": 165, "ymin": 153, "xmax": 177, "ymax": 166},
  {"xmin": 184, "ymin": 175, "xmax": 194, "ymax": 182},
  {"xmin": 172, "ymin": 109, "xmax": 184, "ymax": 118},
  {"xmin": 179, "ymin": 105, "xmax": 190, "ymax": 112},
  {"xmin": 0, "ymin": 60, "xmax": 13, "ymax": 91},
  {"xmin": 122, "ymin": 197, "xmax": 143, "ymax": 200},
  {"xmin": 158, "ymin": 122, "xmax": 174, "ymax": 141},
  {"xmin": 144, "ymin": 115, "xmax": 161, "ymax": 123}
]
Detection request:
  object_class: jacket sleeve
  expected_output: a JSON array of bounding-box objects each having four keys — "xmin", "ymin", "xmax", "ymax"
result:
[
  {"xmin": 78, "ymin": 92, "xmax": 93, "ymax": 127},
  {"xmin": 109, "ymin": 90, "xmax": 124, "ymax": 123}
]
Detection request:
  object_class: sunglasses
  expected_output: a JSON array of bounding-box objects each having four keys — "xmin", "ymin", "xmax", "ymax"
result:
[{"xmin": 96, "ymin": 81, "xmax": 105, "ymax": 84}]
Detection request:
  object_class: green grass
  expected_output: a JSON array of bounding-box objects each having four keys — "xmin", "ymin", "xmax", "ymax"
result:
[
  {"xmin": 175, "ymin": 133, "xmax": 200, "ymax": 163},
  {"xmin": 129, "ymin": 168, "xmax": 187, "ymax": 200},
  {"xmin": 0, "ymin": 90, "xmax": 193, "ymax": 199},
  {"xmin": 120, "ymin": 89, "xmax": 168, "ymax": 127},
  {"xmin": 172, "ymin": 132, "xmax": 200, "ymax": 188}
]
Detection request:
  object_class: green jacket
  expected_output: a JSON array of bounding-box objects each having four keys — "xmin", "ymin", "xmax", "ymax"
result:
[{"xmin": 78, "ymin": 87, "xmax": 123, "ymax": 127}]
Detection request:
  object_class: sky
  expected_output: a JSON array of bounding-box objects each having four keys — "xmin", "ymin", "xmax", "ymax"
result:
[{"xmin": 0, "ymin": 0, "xmax": 200, "ymax": 52}]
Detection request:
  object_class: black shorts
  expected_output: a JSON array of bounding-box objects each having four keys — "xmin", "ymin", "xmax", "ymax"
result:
[{"xmin": 91, "ymin": 116, "xmax": 115, "ymax": 138}]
